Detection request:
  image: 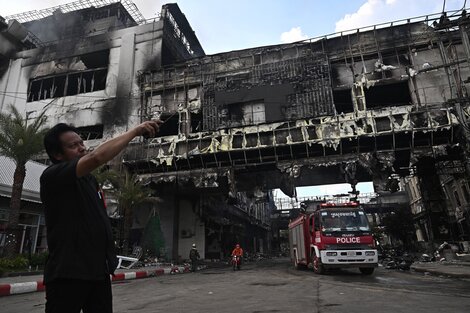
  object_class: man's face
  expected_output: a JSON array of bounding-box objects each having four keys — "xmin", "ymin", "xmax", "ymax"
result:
[{"xmin": 55, "ymin": 131, "xmax": 87, "ymax": 162}]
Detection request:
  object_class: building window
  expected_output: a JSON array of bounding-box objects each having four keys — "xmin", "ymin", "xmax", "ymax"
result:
[
  {"xmin": 157, "ymin": 112, "xmax": 179, "ymax": 137},
  {"xmin": 333, "ymin": 89, "xmax": 354, "ymax": 114},
  {"xmin": 27, "ymin": 50, "xmax": 109, "ymax": 102},
  {"xmin": 364, "ymin": 81, "xmax": 411, "ymax": 109},
  {"xmin": 28, "ymin": 68, "xmax": 107, "ymax": 102},
  {"xmin": 230, "ymin": 101, "xmax": 265, "ymax": 126},
  {"xmin": 190, "ymin": 111, "xmax": 203, "ymax": 133},
  {"xmin": 76, "ymin": 125, "xmax": 104, "ymax": 140}
]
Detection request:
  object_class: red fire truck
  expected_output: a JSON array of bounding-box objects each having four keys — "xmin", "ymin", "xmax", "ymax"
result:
[{"xmin": 288, "ymin": 201, "xmax": 377, "ymax": 275}]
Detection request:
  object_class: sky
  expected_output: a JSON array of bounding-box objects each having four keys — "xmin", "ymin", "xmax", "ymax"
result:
[
  {"xmin": 2, "ymin": 0, "xmax": 467, "ymax": 198},
  {"xmin": 2, "ymin": 0, "xmax": 468, "ymax": 55}
]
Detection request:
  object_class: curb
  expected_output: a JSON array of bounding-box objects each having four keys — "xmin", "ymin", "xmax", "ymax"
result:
[
  {"xmin": 0, "ymin": 265, "xmax": 193, "ymax": 297},
  {"xmin": 411, "ymin": 266, "xmax": 470, "ymax": 279}
]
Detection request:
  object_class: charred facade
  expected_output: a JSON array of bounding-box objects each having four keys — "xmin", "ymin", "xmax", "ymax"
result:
[{"xmin": 1, "ymin": 2, "xmax": 470, "ymax": 257}]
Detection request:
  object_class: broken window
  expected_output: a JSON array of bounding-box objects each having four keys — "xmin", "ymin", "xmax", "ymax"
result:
[
  {"xmin": 53, "ymin": 75, "xmax": 66, "ymax": 97},
  {"xmin": 333, "ymin": 89, "xmax": 354, "ymax": 114},
  {"xmin": 80, "ymin": 51, "xmax": 109, "ymax": 68},
  {"xmin": 364, "ymin": 81, "xmax": 411, "ymax": 109},
  {"xmin": 28, "ymin": 74, "xmax": 67, "ymax": 101},
  {"xmin": 375, "ymin": 117, "xmax": 391, "ymax": 132},
  {"xmin": 27, "ymin": 68, "xmax": 108, "ymax": 102},
  {"xmin": 27, "ymin": 51, "xmax": 109, "ymax": 102},
  {"xmin": 66, "ymin": 73, "xmax": 79, "ymax": 96},
  {"xmin": 157, "ymin": 113, "xmax": 179, "ymax": 137},
  {"xmin": 190, "ymin": 111, "xmax": 203, "ymax": 133},
  {"xmin": 76, "ymin": 124, "xmax": 104, "ymax": 140},
  {"xmin": 229, "ymin": 100, "xmax": 265, "ymax": 126}
]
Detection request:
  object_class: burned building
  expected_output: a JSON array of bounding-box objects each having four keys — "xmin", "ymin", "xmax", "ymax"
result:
[
  {"xmin": 1, "ymin": 1, "xmax": 470, "ymax": 257},
  {"xmin": 0, "ymin": 1, "xmax": 271, "ymax": 260}
]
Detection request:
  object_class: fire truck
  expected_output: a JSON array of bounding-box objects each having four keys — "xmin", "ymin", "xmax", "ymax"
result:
[{"xmin": 288, "ymin": 201, "xmax": 378, "ymax": 275}]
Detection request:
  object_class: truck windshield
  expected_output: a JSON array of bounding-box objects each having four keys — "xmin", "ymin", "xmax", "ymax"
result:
[{"xmin": 320, "ymin": 210, "xmax": 370, "ymax": 232}]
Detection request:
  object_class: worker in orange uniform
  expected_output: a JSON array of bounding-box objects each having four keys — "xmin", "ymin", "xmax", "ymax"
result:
[{"xmin": 231, "ymin": 244, "xmax": 244, "ymax": 270}]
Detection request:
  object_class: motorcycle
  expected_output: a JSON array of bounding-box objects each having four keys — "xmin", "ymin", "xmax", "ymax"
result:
[{"xmin": 231, "ymin": 255, "xmax": 241, "ymax": 270}]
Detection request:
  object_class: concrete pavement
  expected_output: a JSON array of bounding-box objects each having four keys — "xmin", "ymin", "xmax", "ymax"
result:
[{"xmin": 2, "ymin": 258, "xmax": 470, "ymax": 297}]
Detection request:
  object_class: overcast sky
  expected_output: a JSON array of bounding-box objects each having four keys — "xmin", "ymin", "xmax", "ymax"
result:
[{"xmin": 2, "ymin": 0, "xmax": 466, "ymax": 197}]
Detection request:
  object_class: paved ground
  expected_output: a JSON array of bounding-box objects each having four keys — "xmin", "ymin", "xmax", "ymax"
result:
[
  {"xmin": 0, "ymin": 263, "xmax": 193, "ymax": 296},
  {"xmin": 2, "ymin": 257, "xmax": 469, "ymax": 287},
  {"xmin": 2, "ymin": 258, "xmax": 470, "ymax": 313}
]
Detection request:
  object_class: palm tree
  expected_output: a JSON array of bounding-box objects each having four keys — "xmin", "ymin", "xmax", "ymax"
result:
[
  {"xmin": 92, "ymin": 165, "xmax": 121, "ymax": 189},
  {"xmin": 94, "ymin": 167, "xmax": 158, "ymax": 254},
  {"xmin": 0, "ymin": 105, "xmax": 48, "ymax": 257},
  {"xmin": 116, "ymin": 172, "xmax": 153, "ymax": 254}
]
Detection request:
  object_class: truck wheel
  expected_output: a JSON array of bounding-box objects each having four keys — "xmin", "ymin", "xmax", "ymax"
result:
[
  {"xmin": 313, "ymin": 255, "xmax": 325, "ymax": 274},
  {"xmin": 359, "ymin": 267, "xmax": 374, "ymax": 275}
]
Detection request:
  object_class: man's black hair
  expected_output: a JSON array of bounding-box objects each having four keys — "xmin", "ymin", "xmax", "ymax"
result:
[{"xmin": 44, "ymin": 123, "xmax": 78, "ymax": 164}]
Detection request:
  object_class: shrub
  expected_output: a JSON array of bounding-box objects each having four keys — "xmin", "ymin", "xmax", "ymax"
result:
[
  {"xmin": 29, "ymin": 252, "xmax": 48, "ymax": 267},
  {"xmin": 0, "ymin": 255, "xmax": 29, "ymax": 270}
]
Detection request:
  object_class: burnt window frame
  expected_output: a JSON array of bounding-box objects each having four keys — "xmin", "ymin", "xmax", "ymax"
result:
[
  {"xmin": 364, "ymin": 80, "xmax": 412, "ymax": 109},
  {"xmin": 27, "ymin": 67, "xmax": 108, "ymax": 102},
  {"xmin": 75, "ymin": 124, "xmax": 104, "ymax": 141},
  {"xmin": 229, "ymin": 100, "xmax": 266, "ymax": 126},
  {"xmin": 156, "ymin": 112, "xmax": 179, "ymax": 137}
]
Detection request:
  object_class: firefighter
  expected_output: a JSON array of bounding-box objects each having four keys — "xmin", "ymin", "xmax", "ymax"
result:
[{"xmin": 189, "ymin": 243, "xmax": 200, "ymax": 272}]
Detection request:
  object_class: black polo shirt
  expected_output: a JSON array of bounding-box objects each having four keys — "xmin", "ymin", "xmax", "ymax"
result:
[{"xmin": 40, "ymin": 158, "xmax": 117, "ymax": 284}]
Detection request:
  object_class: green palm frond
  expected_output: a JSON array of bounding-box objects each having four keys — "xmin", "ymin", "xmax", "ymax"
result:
[
  {"xmin": 0, "ymin": 104, "xmax": 48, "ymax": 164},
  {"xmin": 117, "ymin": 172, "xmax": 150, "ymax": 208},
  {"xmin": 92, "ymin": 166, "xmax": 121, "ymax": 188}
]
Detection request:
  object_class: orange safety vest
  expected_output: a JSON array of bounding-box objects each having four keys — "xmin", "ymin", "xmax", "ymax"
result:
[{"xmin": 232, "ymin": 247, "xmax": 243, "ymax": 257}]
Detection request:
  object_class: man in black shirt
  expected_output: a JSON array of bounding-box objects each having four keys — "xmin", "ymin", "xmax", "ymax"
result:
[{"xmin": 40, "ymin": 120, "xmax": 160, "ymax": 313}]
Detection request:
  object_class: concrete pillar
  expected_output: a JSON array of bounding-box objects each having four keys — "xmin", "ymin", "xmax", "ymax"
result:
[
  {"xmin": 158, "ymin": 197, "xmax": 175, "ymax": 261},
  {"xmin": 172, "ymin": 194, "xmax": 180, "ymax": 262},
  {"xmin": 416, "ymin": 157, "xmax": 449, "ymax": 244},
  {"xmin": 178, "ymin": 198, "xmax": 205, "ymax": 260},
  {"xmin": 115, "ymin": 32, "xmax": 135, "ymax": 125}
]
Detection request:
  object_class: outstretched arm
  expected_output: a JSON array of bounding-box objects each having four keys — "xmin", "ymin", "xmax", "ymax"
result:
[{"xmin": 76, "ymin": 121, "xmax": 160, "ymax": 177}]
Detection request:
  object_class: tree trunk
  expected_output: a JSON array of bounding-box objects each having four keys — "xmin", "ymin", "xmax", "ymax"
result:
[
  {"xmin": 122, "ymin": 206, "xmax": 133, "ymax": 254},
  {"xmin": 5, "ymin": 162, "xmax": 26, "ymax": 258}
]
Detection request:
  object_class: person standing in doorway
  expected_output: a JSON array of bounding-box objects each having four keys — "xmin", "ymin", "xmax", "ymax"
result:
[
  {"xmin": 189, "ymin": 243, "xmax": 200, "ymax": 272},
  {"xmin": 40, "ymin": 120, "xmax": 160, "ymax": 313}
]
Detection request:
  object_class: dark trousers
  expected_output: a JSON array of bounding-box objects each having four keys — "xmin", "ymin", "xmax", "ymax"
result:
[
  {"xmin": 191, "ymin": 259, "xmax": 198, "ymax": 272},
  {"xmin": 45, "ymin": 277, "xmax": 112, "ymax": 313}
]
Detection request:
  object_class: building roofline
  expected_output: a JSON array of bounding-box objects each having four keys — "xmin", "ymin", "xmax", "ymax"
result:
[
  {"xmin": 5, "ymin": 0, "xmax": 146, "ymax": 25},
  {"xmin": 184, "ymin": 7, "xmax": 469, "ymax": 58}
]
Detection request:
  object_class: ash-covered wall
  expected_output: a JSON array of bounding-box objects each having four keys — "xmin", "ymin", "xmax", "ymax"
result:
[{"xmin": 0, "ymin": 2, "xmax": 204, "ymax": 155}]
